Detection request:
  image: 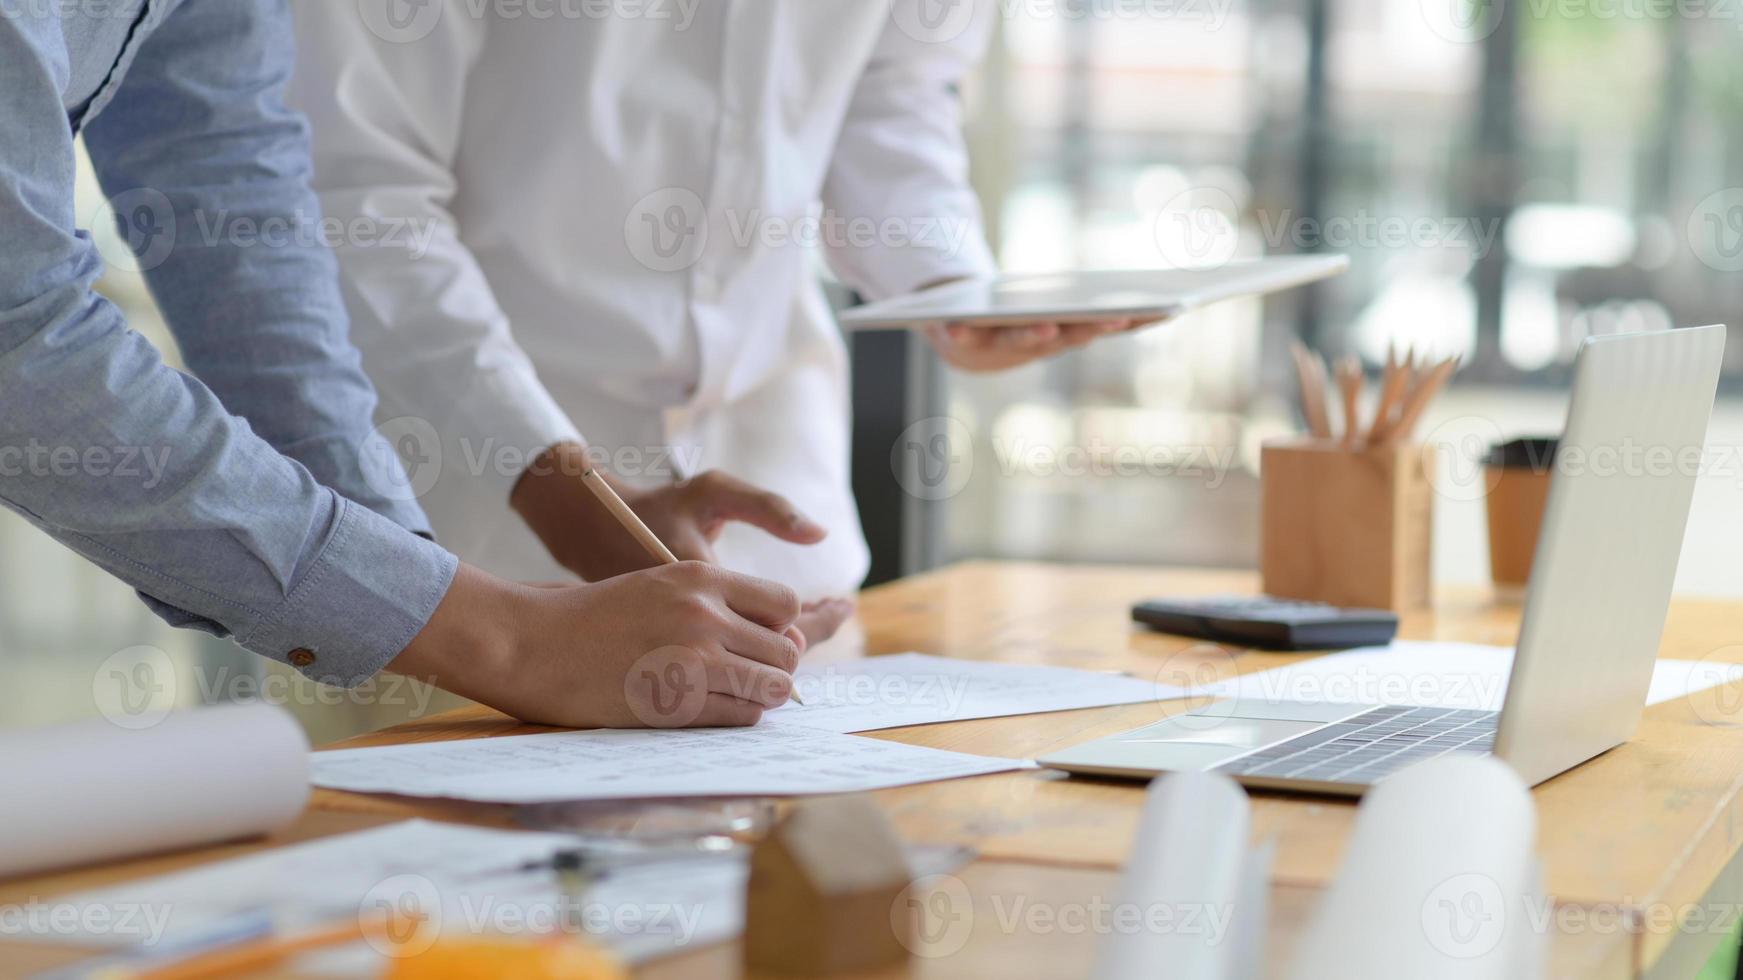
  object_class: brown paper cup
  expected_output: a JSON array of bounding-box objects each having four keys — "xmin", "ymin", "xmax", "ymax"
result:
[{"xmin": 1485, "ymin": 438, "xmax": 1557, "ymax": 587}]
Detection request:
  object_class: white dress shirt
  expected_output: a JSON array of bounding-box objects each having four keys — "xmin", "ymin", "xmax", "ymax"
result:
[{"xmin": 289, "ymin": 0, "xmax": 996, "ymax": 598}]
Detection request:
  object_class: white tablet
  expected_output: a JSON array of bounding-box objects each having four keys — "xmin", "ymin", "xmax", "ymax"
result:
[{"xmin": 837, "ymin": 255, "xmax": 1350, "ymax": 330}]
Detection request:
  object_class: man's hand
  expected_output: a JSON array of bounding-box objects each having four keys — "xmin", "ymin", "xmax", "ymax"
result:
[
  {"xmin": 511, "ymin": 445, "xmax": 855, "ymax": 646},
  {"xmin": 618, "ymin": 469, "xmax": 828, "ymax": 570},
  {"xmin": 908, "ymin": 276, "xmax": 1149, "ymax": 372},
  {"xmin": 390, "ymin": 561, "xmax": 806, "ymax": 729},
  {"xmin": 512, "ymin": 443, "xmax": 827, "ymax": 581},
  {"xmin": 924, "ymin": 318, "xmax": 1143, "ymax": 373},
  {"xmin": 795, "ymin": 597, "xmax": 856, "ymax": 649}
]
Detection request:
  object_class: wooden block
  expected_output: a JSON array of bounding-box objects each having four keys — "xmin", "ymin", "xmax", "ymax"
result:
[
  {"xmin": 743, "ymin": 795, "xmax": 915, "ymax": 976},
  {"xmin": 1260, "ymin": 439, "xmax": 1435, "ymax": 611}
]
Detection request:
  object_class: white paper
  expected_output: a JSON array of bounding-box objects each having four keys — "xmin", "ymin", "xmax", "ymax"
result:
[
  {"xmin": 1091, "ymin": 772, "xmax": 1253, "ymax": 980},
  {"xmin": 1287, "ymin": 755, "xmax": 1539, "ymax": 980},
  {"xmin": 310, "ymin": 724, "xmax": 1026, "ymax": 803},
  {"xmin": 0, "ymin": 705, "xmax": 309, "ymax": 880},
  {"xmin": 16, "ymin": 820, "xmax": 576, "ymax": 949},
  {"xmin": 1200, "ymin": 640, "xmax": 1736, "ymax": 711},
  {"xmin": 23, "ymin": 819, "xmax": 744, "ymax": 968},
  {"xmin": 766, "ymin": 653, "xmax": 1184, "ymax": 733},
  {"xmin": 1645, "ymin": 656, "xmax": 1743, "ymax": 707},
  {"xmin": 28, "ymin": 819, "xmax": 975, "ymax": 973}
]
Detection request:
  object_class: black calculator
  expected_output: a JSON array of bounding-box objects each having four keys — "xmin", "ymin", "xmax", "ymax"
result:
[{"xmin": 1131, "ymin": 595, "xmax": 1399, "ymax": 650}]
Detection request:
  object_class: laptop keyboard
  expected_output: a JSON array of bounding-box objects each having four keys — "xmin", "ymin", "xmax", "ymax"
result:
[{"xmin": 1212, "ymin": 704, "xmax": 1497, "ymax": 785}]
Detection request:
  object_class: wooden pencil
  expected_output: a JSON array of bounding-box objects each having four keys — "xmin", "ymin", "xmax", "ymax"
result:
[
  {"xmin": 579, "ymin": 469, "xmax": 805, "ymax": 704},
  {"xmin": 1291, "ymin": 341, "xmax": 1333, "ymax": 440},
  {"xmin": 1388, "ymin": 356, "xmax": 1461, "ymax": 445},
  {"xmin": 1336, "ymin": 355, "xmax": 1364, "ymax": 449},
  {"xmin": 580, "ymin": 468, "xmax": 680, "ymax": 565},
  {"xmin": 1367, "ymin": 344, "xmax": 1416, "ymax": 445}
]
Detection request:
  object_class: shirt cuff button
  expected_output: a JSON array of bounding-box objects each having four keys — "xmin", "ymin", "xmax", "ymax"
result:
[{"xmin": 288, "ymin": 649, "xmax": 317, "ymax": 669}]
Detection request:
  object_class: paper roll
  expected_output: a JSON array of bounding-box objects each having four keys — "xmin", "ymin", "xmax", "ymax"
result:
[
  {"xmin": 1227, "ymin": 837, "xmax": 1275, "ymax": 980},
  {"xmin": 1092, "ymin": 771, "xmax": 1253, "ymax": 980},
  {"xmin": 1287, "ymin": 755, "xmax": 1540, "ymax": 980},
  {"xmin": 0, "ymin": 704, "xmax": 310, "ymax": 880}
]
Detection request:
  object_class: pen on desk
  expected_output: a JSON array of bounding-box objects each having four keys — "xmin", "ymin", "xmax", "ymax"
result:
[
  {"xmin": 578, "ymin": 468, "xmax": 807, "ymax": 705},
  {"xmin": 519, "ymin": 840, "xmax": 742, "ymax": 885}
]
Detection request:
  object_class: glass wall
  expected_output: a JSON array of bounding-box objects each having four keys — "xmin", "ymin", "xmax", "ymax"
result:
[{"xmin": 944, "ymin": 0, "xmax": 1743, "ymax": 579}]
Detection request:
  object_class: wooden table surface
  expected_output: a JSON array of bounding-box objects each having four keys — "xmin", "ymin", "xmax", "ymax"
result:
[{"xmin": 8, "ymin": 562, "xmax": 1743, "ymax": 979}]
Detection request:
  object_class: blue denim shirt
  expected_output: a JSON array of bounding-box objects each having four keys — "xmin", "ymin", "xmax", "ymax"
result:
[{"xmin": 0, "ymin": 0, "xmax": 459, "ymax": 684}]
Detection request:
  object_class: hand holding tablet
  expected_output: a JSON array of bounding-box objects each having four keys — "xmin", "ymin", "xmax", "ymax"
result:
[
  {"xmin": 840, "ymin": 256, "xmax": 1351, "ymax": 370},
  {"xmin": 924, "ymin": 315, "xmax": 1145, "ymax": 372}
]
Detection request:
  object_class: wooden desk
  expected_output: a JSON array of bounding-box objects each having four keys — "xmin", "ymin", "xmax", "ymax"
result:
[{"xmin": 8, "ymin": 562, "xmax": 1743, "ymax": 979}]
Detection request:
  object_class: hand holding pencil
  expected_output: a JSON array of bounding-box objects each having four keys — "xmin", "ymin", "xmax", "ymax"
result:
[
  {"xmin": 510, "ymin": 444, "xmax": 854, "ymax": 647},
  {"xmin": 579, "ymin": 468, "xmax": 810, "ymax": 705}
]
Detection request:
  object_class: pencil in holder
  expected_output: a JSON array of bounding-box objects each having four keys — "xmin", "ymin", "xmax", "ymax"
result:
[{"xmin": 1260, "ymin": 439, "xmax": 1436, "ymax": 612}]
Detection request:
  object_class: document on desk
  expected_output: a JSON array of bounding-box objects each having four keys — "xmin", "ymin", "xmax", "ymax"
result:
[
  {"xmin": 16, "ymin": 820, "xmax": 578, "ymax": 949},
  {"xmin": 26, "ymin": 819, "xmax": 973, "ymax": 970},
  {"xmin": 1199, "ymin": 640, "xmax": 1743, "ymax": 711},
  {"xmin": 766, "ymin": 652, "xmax": 1186, "ymax": 733},
  {"xmin": 311, "ymin": 724, "xmax": 1027, "ymax": 803}
]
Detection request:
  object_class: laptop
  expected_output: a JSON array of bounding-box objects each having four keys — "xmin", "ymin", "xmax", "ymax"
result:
[
  {"xmin": 836, "ymin": 257, "xmax": 1349, "ymax": 330},
  {"xmin": 1039, "ymin": 325, "xmax": 1726, "ymax": 796}
]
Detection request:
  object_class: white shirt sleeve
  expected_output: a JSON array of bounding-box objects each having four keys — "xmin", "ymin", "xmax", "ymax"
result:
[
  {"xmin": 287, "ymin": 5, "xmax": 582, "ymax": 526},
  {"xmin": 820, "ymin": 1, "xmax": 1000, "ymax": 300}
]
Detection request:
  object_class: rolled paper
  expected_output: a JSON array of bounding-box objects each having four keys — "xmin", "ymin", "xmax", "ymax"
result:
[
  {"xmin": 1091, "ymin": 770, "xmax": 1253, "ymax": 980},
  {"xmin": 1227, "ymin": 837, "xmax": 1275, "ymax": 980},
  {"xmin": 0, "ymin": 704, "xmax": 310, "ymax": 879},
  {"xmin": 1287, "ymin": 755, "xmax": 1539, "ymax": 980}
]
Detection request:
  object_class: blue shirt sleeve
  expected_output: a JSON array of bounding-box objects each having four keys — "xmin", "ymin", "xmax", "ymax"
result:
[
  {"xmin": 0, "ymin": 4, "xmax": 458, "ymax": 685},
  {"xmin": 80, "ymin": 0, "xmax": 434, "ymax": 536}
]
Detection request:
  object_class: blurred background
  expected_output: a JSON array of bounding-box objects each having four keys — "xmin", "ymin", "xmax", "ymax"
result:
[
  {"xmin": 6, "ymin": 0, "xmax": 1743, "ymax": 738},
  {"xmin": 918, "ymin": 0, "xmax": 1743, "ymax": 582}
]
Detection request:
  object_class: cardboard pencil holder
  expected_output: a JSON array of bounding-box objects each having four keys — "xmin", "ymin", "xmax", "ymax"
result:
[{"xmin": 1260, "ymin": 439, "xmax": 1436, "ymax": 611}]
